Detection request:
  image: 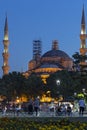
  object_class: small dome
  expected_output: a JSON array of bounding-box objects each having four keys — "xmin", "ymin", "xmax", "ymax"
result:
[{"xmin": 42, "ymin": 49, "xmax": 70, "ymax": 59}]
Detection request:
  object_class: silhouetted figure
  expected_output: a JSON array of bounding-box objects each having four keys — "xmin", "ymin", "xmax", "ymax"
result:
[
  {"xmin": 56, "ymin": 105, "xmax": 61, "ymax": 116},
  {"xmin": 28, "ymin": 99, "xmax": 33, "ymax": 115},
  {"xmin": 67, "ymin": 104, "xmax": 72, "ymax": 116},
  {"xmin": 16, "ymin": 104, "xmax": 21, "ymax": 116},
  {"xmin": 12, "ymin": 103, "xmax": 16, "ymax": 116}
]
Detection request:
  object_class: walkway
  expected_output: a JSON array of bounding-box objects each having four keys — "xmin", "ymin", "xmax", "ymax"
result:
[{"xmin": 0, "ymin": 110, "xmax": 87, "ymax": 118}]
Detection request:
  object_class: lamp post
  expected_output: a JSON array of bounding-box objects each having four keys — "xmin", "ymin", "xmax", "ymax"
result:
[
  {"xmin": 56, "ymin": 79, "xmax": 61, "ymax": 101},
  {"xmin": 56, "ymin": 79, "xmax": 60, "ymax": 96}
]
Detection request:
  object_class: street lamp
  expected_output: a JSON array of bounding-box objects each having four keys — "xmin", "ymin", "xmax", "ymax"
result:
[
  {"xmin": 74, "ymin": 92, "xmax": 77, "ymax": 96},
  {"xmin": 82, "ymin": 88, "xmax": 87, "ymax": 96},
  {"xmin": 74, "ymin": 92, "xmax": 77, "ymax": 101},
  {"xmin": 56, "ymin": 79, "xmax": 60, "ymax": 85},
  {"xmin": 82, "ymin": 88, "xmax": 86, "ymax": 93}
]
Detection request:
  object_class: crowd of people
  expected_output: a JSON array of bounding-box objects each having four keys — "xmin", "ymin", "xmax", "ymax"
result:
[
  {"xmin": 0, "ymin": 97, "xmax": 40, "ymax": 117},
  {"xmin": 0, "ymin": 97, "xmax": 86, "ymax": 117}
]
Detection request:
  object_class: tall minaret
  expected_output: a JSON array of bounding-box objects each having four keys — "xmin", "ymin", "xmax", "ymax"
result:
[
  {"xmin": 80, "ymin": 5, "xmax": 87, "ymax": 56},
  {"xmin": 2, "ymin": 16, "xmax": 10, "ymax": 75}
]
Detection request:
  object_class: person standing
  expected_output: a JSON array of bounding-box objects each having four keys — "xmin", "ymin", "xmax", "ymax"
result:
[
  {"xmin": 34, "ymin": 98, "xmax": 40, "ymax": 116},
  {"xmin": 67, "ymin": 104, "xmax": 72, "ymax": 116},
  {"xmin": 28, "ymin": 99, "xmax": 33, "ymax": 115},
  {"xmin": 78, "ymin": 98, "xmax": 85, "ymax": 116}
]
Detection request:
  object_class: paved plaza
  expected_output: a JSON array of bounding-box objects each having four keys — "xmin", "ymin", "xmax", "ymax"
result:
[
  {"xmin": 0, "ymin": 110, "xmax": 87, "ymax": 118},
  {"xmin": 1, "ymin": 110, "xmax": 87, "ymax": 124}
]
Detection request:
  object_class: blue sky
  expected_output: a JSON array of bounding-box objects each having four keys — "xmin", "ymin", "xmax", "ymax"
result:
[{"xmin": 0, "ymin": 0, "xmax": 87, "ymax": 77}]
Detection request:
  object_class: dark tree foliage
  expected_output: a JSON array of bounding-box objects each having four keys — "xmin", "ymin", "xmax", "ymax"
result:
[
  {"xmin": 72, "ymin": 52, "xmax": 87, "ymax": 73},
  {"xmin": 46, "ymin": 70, "xmax": 87, "ymax": 100},
  {"xmin": 0, "ymin": 70, "xmax": 87, "ymax": 102},
  {"xmin": 1, "ymin": 71, "xmax": 26, "ymax": 101},
  {"xmin": 0, "ymin": 71, "xmax": 44, "ymax": 101},
  {"xmin": 24, "ymin": 73, "xmax": 44, "ymax": 99}
]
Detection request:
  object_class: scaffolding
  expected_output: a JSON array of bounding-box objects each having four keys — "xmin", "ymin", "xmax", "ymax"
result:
[{"xmin": 33, "ymin": 40, "xmax": 42, "ymax": 59}]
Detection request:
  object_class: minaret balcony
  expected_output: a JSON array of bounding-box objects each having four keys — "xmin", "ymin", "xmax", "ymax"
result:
[
  {"xmin": 3, "ymin": 40, "xmax": 9, "ymax": 46},
  {"xmin": 80, "ymin": 62, "xmax": 87, "ymax": 66},
  {"xmin": 80, "ymin": 34, "xmax": 87, "ymax": 39},
  {"xmin": 2, "ymin": 52, "xmax": 9, "ymax": 59},
  {"xmin": 80, "ymin": 48, "xmax": 87, "ymax": 55}
]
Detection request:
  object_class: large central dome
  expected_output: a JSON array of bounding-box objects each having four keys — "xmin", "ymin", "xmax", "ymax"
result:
[
  {"xmin": 42, "ymin": 49, "xmax": 70, "ymax": 59},
  {"xmin": 41, "ymin": 40, "xmax": 71, "ymax": 60}
]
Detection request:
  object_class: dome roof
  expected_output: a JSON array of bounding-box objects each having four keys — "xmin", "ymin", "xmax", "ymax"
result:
[
  {"xmin": 40, "ymin": 63, "xmax": 64, "ymax": 69},
  {"xmin": 42, "ymin": 49, "xmax": 70, "ymax": 59}
]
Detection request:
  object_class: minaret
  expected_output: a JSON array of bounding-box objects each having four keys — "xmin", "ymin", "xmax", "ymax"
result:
[
  {"xmin": 2, "ymin": 16, "xmax": 10, "ymax": 75},
  {"xmin": 80, "ymin": 5, "xmax": 87, "ymax": 56}
]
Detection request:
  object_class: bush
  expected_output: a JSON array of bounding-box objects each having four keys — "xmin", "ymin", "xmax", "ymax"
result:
[{"xmin": 0, "ymin": 117, "xmax": 87, "ymax": 130}]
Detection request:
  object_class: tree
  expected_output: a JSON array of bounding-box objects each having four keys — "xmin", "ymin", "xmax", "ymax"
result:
[
  {"xmin": 24, "ymin": 73, "xmax": 44, "ymax": 99},
  {"xmin": 46, "ymin": 70, "xmax": 87, "ymax": 100},
  {"xmin": 0, "ymin": 71, "xmax": 45, "ymax": 101},
  {"xmin": 1, "ymin": 71, "xmax": 26, "ymax": 101},
  {"xmin": 72, "ymin": 52, "xmax": 87, "ymax": 73},
  {"xmin": 46, "ymin": 70, "xmax": 75, "ymax": 99},
  {"xmin": 72, "ymin": 52, "xmax": 80, "ymax": 71}
]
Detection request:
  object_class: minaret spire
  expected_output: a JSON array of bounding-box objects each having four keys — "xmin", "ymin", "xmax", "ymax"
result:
[
  {"xmin": 2, "ymin": 15, "xmax": 10, "ymax": 75},
  {"xmin": 79, "ymin": 5, "xmax": 87, "ymax": 73},
  {"xmin": 80, "ymin": 5, "xmax": 87, "ymax": 56},
  {"xmin": 81, "ymin": 5, "xmax": 85, "ymax": 25}
]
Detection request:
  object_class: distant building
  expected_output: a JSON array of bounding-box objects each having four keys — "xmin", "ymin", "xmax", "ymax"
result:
[{"xmin": 24, "ymin": 40, "xmax": 73, "ymax": 82}]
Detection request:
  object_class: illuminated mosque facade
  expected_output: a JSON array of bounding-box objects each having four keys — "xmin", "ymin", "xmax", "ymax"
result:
[{"xmin": 2, "ymin": 6, "xmax": 87, "ymax": 80}]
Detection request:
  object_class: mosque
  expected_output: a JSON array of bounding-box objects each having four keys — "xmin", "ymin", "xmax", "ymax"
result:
[
  {"xmin": 2, "ymin": 6, "xmax": 87, "ymax": 82},
  {"xmin": 23, "ymin": 40, "xmax": 73, "ymax": 83}
]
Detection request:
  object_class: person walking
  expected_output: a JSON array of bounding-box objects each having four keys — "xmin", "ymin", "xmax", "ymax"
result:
[
  {"xmin": 78, "ymin": 98, "xmax": 85, "ymax": 116},
  {"xmin": 2, "ymin": 105, "xmax": 7, "ymax": 116}
]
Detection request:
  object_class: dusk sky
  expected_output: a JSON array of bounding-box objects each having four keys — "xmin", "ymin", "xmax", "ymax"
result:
[{"xmin": 0, "ymin": 0, "xmax": 87, "ymax": 77}]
